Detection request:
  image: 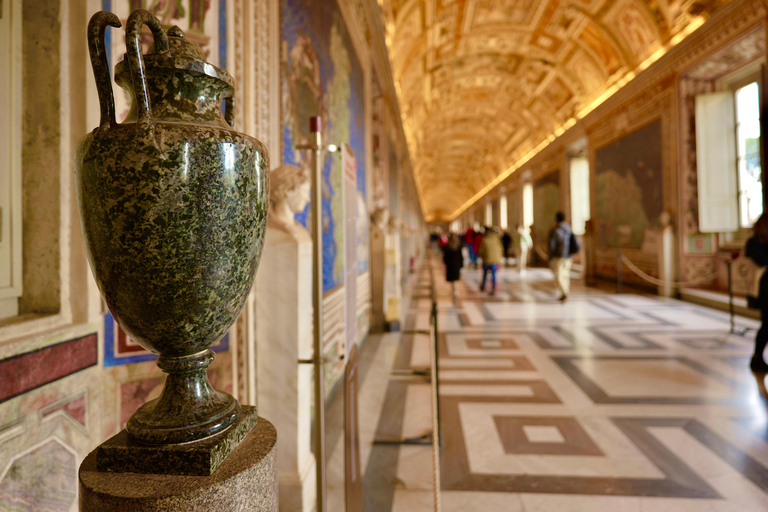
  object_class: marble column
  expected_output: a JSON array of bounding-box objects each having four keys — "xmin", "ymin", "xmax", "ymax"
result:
[
  {"xmin": 369, "ymin": 208, "xmax": 388, "ymax": 332},
  {"xmin": 583, "ymin": 219, "xmax": 596, "ymax": 286},
  {"xmin": 385, "ymin": 223, "xmax": 403, "ymax": 329},
  {"xmin": 370, "ymin": 228, "xmax": 386, "ymax": 331}
]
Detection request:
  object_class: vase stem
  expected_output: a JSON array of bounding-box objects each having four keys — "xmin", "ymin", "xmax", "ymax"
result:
[{"xmin": 126, "ymin": 350, "xmax": 240, "ymax": 445}]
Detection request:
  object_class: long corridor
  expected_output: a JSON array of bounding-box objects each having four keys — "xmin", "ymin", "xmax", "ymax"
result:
[{"xmin": 361, "ymin": 254, "xmax": 768, "ymax": 511}]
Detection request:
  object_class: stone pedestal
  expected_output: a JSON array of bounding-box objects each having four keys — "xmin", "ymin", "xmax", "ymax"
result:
[
  {"xmin": 657, "ymin": 225, "xmax": 675, "ymax": 297},
  {"xmin": 370, "ymin": 225, "xmax": 386, "ymax": 332},
  {"xmin": 79, "ymin": 418, "xmax": 278, "ymax": 511},
  {"xmin": 254, "ymin": 224, "xmax": 316, "ymax": 512},
  {"xmin": 384, "ymin": 231, "xmax": 402, "ymax": 329}
]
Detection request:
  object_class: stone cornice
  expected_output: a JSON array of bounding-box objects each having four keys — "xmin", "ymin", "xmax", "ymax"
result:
[
  {"xmin": 357, "ymin": 0, "xmax": 413, "ymax": 167},
  {"xmin": 587, "ymin": 0, "xmax": 766, "ymax": 123}
]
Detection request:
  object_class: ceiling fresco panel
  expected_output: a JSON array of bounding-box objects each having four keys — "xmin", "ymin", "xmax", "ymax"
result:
[
  {"xmin": 576, "ymin": 20, "xmax": 625, "ymax": 74},
  {"xmin": 604, "ymin": 0, "xmax": 662, "ymax": 63},
  {"xmin": 379, "ymin": 0, "xmax": 733, "ymax": 221}
]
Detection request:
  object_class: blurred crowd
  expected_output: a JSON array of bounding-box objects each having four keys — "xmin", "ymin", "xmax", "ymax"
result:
[
  {"xmin": 430, "ymin": 224, "xmax": 533, "ymax": 298},
  {"xmin": 430, "ymin": 211, "xmax": 576, "ymax": 302}
]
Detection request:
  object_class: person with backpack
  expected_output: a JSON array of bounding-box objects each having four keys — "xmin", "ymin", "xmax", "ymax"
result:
[
  {"xmin": 745, "ymin": 214, "xmax": 768, "ymax": 372},
  {"xmin": 547, "ymin": 211, "xmax": 579, "ymax": 302}
]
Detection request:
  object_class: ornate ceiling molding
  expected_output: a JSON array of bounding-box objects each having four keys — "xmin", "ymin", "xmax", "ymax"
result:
[{"xmin": 378, "ymin": 0, "xmax": 736, "ymax": 221}]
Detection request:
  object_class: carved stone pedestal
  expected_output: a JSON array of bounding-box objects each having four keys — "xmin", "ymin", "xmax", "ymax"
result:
[
  {"xmin": 370, "ymin": 224, "xmax": 387, "ymax": 332},
  {"xmin": 255, "ymin": 225, "xmax": 316, "ymax": 512},
  {"xmin": 79, "ymin": 418, "xmax": 278, "ymax": 511},
  {"xmin": 657, "ymin": 224, "xmax": 675, "ymax": 297}
]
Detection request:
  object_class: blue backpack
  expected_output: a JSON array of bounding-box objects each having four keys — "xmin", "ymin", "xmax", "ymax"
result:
[{"xmin": 568, "ymin": 233, "xmax": 580, "ymax": 255}]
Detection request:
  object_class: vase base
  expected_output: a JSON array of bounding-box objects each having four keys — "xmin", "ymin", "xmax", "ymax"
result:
[{"xmin": 96, "ymin": 405, "xmax": 259, "ymax": 476}]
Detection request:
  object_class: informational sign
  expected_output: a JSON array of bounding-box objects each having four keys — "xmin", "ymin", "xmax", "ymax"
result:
[
  {"xmin": 342, "ymin": 143, "xmax": 358, "ymax": 360},
  {"xmin": 344, "ymin": 345, "xmax": 363, "ymax": 511}
]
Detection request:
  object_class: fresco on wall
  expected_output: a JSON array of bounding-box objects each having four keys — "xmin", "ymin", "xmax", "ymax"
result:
[
  {"xmin": 533, "ymin": 171, "xmax": 560, "ymax": 245},
  {"xmin": 595, "ymin": 120, "xmax": 663, "ymax": 249},
  {"xmin": 282, "ymin": 0, "xmax": 368, "ymax": 292},
  {"xmin": 103, "ymin": 313, "xmax": 229, "ymax": 366}
]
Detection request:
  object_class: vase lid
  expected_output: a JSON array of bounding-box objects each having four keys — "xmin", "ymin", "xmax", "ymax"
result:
[{"xmin": 114, "ymin": 25, "xmax": 234, "ymax": 89}]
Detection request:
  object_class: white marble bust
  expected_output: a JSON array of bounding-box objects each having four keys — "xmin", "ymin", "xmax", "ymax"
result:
[
  {"xmin": 370, "ymin": 206, "xmax": 389, "ymax": 232},
  {"xmin": 268, "ymin": 164, "xmax": 311, "ymax": 235}
]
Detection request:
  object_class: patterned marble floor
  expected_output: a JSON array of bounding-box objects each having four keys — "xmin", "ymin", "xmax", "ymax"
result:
[{"xmin": 362, "ymin": 256, "xmax": 768, "ymax": 511}]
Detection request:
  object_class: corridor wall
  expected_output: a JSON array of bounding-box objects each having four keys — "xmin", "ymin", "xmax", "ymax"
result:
[
  {"xmin": 0, "ymin": 0, "xmax": 424, "ymax": 509},
  {"xmin": 470, "ymin": 0, "xmax": 767, "ymax": 292}
]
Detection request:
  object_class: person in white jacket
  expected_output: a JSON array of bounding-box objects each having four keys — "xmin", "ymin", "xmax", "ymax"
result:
[{"xmin": 516, "ymin": 224, "xmax": 532, "ymax": 277}]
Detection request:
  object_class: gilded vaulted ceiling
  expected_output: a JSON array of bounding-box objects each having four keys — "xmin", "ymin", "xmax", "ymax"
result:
[{"xmin": 378, "ymin": 0, "xmax": 731, "ymax": 221}]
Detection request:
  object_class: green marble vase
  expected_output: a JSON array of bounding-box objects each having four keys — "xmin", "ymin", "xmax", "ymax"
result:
[{"xmin": 76, "ymin": 10, "xmax": 268, "ymax": 445}]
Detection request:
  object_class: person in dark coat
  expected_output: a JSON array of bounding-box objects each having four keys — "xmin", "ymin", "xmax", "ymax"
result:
[
  {"xmin": 501, "ymin": 230, "xmax": 512, "ymax": 266},
  {"xmin": 443, "ymin": 233, "xmax": 463, "ymax": 303},
  {"xmin": 746, "ymin": 214, "xmax": 768, "ymax": 372}
]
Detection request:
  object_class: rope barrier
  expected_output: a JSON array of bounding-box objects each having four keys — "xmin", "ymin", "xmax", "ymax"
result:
[
  {"xmin": 429, "ymin": 305, "xmax": 442, "ymax": 512},
  {"xmin": 534, "ymin": 245, "xmax": 550, "ymax": 262},
  {"xmin": 619, "ymin": 252, "xmax": 718, "ymax": 288}
]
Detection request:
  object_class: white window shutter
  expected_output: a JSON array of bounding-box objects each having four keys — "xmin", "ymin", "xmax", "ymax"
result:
[
  {"xmin": 695, "ymin": 91, "xmax": 738, "ymax": 233},
  {"xmin": 0, "ymin": 0, "xmax": 23, "ymax": 318}
]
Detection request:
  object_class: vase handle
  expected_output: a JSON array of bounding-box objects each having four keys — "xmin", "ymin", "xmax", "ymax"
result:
[
  {"xmin": 126, "ymin": 9, "xmax": 169, "ymax": 140},
  {"xmin": 87, "ymin": 12, "xmax": 121, "ymax": 130},
  {"xmin": 223, "ymin": 94, "xmax": 235, "ymax": 127}
]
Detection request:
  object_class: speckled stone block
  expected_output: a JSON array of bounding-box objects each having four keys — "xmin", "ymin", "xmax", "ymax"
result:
[
  {"xmin": 79, "ymin": 417, "xmax": 278, "ymax": 511},
  {"xmin": 96, "ymin": 406, "xmax": 259, "ymax": 476}
]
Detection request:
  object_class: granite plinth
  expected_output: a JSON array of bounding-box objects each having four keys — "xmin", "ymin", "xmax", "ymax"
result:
[
  {"xmin": 97, "ymin": 405, "xmax": 259, "ymax": 476},
  {"xmin": 80, "ymin": 416, "xmax": 278, "ymax": 512}
]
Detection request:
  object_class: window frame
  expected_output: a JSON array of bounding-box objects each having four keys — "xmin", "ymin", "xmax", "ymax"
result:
[
  {"xmin": 0, "ymin": 0, "xmax": 24, "ymax": 320},
  {"xmin": 716, "ymin": 62, "xmax": 765, "ymax": 249}
]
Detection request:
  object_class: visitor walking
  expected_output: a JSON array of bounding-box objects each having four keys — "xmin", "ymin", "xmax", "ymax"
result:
[
  {"xmin": 745, "ymin": 214, "xmax": 768, "ymax": 372},
  {"xmin": 516, "ymin": 224, "xmax": 532, "ymax": 277},
  {"xmin": 464, "ymin": 227, "xmax": 477, "ymax": 267},
  {"xmin": 478, "ymin": 227, "xmax": 503, "ymax": 296},
  {"xmin": 472, "ymin": 228, "xmax": 484, "ymax": 269},
  {"xmin": 443, "ymin": 233, "xmax": 463, "ymax": 304},
  {"xmin": 548, "ymin": 212, "xmax": 574, "ymax": 302}
]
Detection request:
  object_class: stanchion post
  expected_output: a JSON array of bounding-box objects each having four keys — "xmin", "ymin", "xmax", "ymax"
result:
[
  {"xmin": 431, "ymin": 297, "xmax": 441, "ymax": 447},
  {"xmin": 296, "ymin": 116, "xmax": 327, "ymax": 512},
  {"xmin": 617, "ymin": 250, "xmax": 623, "ymax": 294},
  {"xmin": 726, "ymin": 260, "xmax": 735, "ymax": 335},
  {"xmin": 310, "ymin": 117, "xmax": 326, "ymax": 512}
]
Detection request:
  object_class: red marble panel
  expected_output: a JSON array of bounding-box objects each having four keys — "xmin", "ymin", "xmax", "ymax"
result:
[
  {"xmin": 42, "ymin": 394, "xmax": 87, "ymax": 427},
  {"xmin": 0, "ymin": 334, "xmax": 98, "ymax": 403}
]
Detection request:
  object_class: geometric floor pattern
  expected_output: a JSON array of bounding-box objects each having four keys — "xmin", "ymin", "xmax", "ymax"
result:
[{"xmin": 363, "ymin": 255, "xmax": 768, "ymax": 511}]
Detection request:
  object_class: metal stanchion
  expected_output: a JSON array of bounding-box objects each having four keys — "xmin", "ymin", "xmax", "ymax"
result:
[
  {"xmin": 726, "ymin": 260, "xmax": 736, "ymax": 334},
  {"xmin": 432, "ymin": 297, "xmax": 442, "ymax": 448},
  {"xmin": 296, "ymin": 116, "xmax": 327, "ymax": 512}
]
